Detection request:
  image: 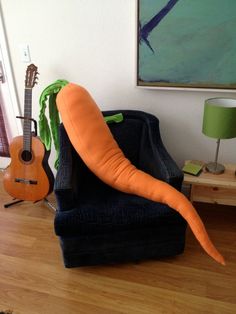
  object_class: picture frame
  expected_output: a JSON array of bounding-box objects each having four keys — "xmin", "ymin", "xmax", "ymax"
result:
[{"xmin": 137, "ymin": 0, "xmax": 236, "ymax": 91}]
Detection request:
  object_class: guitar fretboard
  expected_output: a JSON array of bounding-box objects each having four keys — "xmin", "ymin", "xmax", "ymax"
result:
[{"xmin": 23, "ymin": 88, "xmax": 32, "ymax": 152}]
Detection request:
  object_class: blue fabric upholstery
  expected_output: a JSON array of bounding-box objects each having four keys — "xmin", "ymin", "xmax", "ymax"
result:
[{"xmin": 54, "ymin": 110, "xmax": 187, "ymax": 267}]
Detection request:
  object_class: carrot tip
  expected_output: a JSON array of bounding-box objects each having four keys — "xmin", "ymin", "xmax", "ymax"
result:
[
  {"xmin": 221, "ymin": 260, "xmax": 226, "ymax": 266},
  {"xmin": 216, "ymin": 256, "xmax": 226, "ymax": 266}
]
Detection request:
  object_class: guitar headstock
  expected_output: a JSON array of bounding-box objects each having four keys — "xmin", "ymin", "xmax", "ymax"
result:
[{"xmin": 25, "ymin": 64, "xmax": 38, "ymax": 89}]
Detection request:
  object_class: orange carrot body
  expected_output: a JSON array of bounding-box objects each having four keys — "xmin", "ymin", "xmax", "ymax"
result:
[{"xmin": 57, "ymin": 83, "xmax": 225, "ymax": 265}]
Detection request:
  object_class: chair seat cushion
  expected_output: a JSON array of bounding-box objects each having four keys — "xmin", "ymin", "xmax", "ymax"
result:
[{"xmin": 55, "ymin": 191, "xmax": 186, "ymax": 237}]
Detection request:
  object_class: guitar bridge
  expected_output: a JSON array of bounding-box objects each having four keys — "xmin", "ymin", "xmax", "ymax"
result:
[{"xmin": 15, "ymin": 178, "xmax": 37, "ymax": 185}]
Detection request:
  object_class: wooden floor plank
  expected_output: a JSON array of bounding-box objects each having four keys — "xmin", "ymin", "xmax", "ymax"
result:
[
  {"xmin": 0, "ymin": 210, "xmax": 55, "ymax": 241},
  {"xmin": 84, "ymin": 261, "xmax": 236, "ymax": 304},
  {"xmin": 0, "ymin": 253, "xmax": 235, "ymax": 314},
  {"xmin": 0, "ymin": 282, "xmax": 117, "ymax": 314}
]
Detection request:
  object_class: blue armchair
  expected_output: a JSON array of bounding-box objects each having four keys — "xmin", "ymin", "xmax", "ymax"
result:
[{"xmin": 54, "ymin": 110, "xmax": 187, "ymax": 267}]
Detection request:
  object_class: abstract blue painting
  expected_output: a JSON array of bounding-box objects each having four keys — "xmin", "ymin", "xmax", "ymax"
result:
[{"xmin": 138, "ymin": 0, "xmax": 236, "ymax": 90}]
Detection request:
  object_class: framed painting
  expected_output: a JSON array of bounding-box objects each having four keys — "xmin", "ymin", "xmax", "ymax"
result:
[{"xmin": 137, "ymin": 0, "xmax": 236, "ymax": 91}]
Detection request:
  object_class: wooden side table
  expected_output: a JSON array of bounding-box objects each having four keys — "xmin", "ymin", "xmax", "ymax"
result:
[{"xmin": 183, "ymin": 162, "xmax": 236, "ymax": 206}]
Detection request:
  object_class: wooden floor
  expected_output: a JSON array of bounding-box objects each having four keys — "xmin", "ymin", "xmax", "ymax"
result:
[{"xmin": 0, "ymin": 172, "xmax": 236, "ymax": 314}]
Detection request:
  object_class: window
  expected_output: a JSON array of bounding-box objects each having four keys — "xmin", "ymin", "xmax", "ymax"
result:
[{"xmin": 0, "ymin": 102, "xmax": 9, "ymax": 157}]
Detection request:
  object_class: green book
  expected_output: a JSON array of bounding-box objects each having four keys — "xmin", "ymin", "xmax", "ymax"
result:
[{"xmin": 182, "ymin": 163, "xmax": 203, "ymax": 176}]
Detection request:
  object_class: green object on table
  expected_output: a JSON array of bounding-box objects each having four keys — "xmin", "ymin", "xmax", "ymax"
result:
[{"xmin": 182, "ymin": 163, "xmax": 203, "ymax": 176}]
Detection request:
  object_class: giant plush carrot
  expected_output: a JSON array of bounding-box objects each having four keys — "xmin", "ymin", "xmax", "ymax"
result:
[{"xmin": 56, "ymin": 83, "xmax": 225, "ymax": 265}]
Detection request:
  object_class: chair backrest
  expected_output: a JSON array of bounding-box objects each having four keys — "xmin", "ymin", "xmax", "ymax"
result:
[
  {"xmin": 104, "ymin": 110, "xmax": 151, "ymax": 167},
  {"xmin": 57, "ymin": 110, "xmax": 182, "ymax": 201},
  {"xmin": 103, "ymin": 110, "xmax": 179, "ymax": 181}
]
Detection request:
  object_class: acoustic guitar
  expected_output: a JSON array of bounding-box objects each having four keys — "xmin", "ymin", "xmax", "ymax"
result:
[{"xmin": 3, "ymin": 64, "xmax": 54, "ymax": 202}]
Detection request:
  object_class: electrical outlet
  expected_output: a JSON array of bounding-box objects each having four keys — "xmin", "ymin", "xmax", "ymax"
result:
[{"xmin": 19, "ymin": 44, "xmax": 31, "ymax": 63}]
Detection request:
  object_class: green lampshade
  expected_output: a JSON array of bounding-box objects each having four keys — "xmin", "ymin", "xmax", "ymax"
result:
[{"xmin": 202, "ymin": 98, "xmax": 236, "ymax": 139}]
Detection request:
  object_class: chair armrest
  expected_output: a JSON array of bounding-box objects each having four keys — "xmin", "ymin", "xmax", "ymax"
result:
[
  {"xmin": 153, "ymin": 140, "xmax": 183, "ymax": 191},
  {"xmin": 54, "ymin": 124, "xmax": 75, "ymax": 211}
]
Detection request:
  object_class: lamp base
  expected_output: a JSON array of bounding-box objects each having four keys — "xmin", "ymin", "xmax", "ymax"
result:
[{"xmin": 205, "ymin": 162, "xmax": 225, "ymax": 174}]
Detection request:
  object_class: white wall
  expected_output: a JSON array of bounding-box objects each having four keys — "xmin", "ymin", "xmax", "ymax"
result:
[{"xmin": 1, "ymin": 0, "xmax": 236, "ymax": 171}]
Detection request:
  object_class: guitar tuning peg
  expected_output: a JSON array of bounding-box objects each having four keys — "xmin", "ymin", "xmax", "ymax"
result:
[{"xmin": 36, "ymin": 72, "xmax": 40, "ymax": 75}]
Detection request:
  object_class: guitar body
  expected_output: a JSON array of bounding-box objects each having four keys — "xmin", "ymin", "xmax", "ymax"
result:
[{"xmin": 3, "ymin": 136, "xmax": 54, "ymax": 202}]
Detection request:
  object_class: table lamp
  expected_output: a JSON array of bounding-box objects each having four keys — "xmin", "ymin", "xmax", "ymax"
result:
[{"xmin": 202, "ymin": 98, "xmax": 236, "ymax": 174}]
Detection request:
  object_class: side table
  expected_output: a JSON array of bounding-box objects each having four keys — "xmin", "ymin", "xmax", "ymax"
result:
[{"xmin": 183, "ymin": 162, "xmax": 236, "ymax": 206}]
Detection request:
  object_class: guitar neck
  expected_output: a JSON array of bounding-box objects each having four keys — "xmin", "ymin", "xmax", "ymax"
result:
[{"xmin": 23, "ymin": 88, "xmax": 33, "ymax": 152}]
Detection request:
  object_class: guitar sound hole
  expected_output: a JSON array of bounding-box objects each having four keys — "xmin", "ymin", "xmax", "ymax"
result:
[{"xmin": 21, "ymin": 150, "xmax": 32, "ymax": 162}]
